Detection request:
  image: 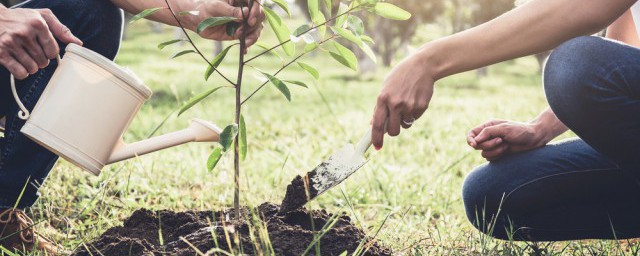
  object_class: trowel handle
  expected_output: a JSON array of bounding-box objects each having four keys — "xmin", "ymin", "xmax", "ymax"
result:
[
  {"xmin": 355, "ymin": 128, "xmax": 372, "ymax": 155},
  {"xmin": 355, "ymin": 118, "xmax": 389, "ymax": 155}
]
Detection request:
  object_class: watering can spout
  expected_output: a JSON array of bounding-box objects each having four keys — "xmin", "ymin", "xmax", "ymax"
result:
[{"xmin": 107, "ymin": 119, "xmax": 221, "ymax": 164}]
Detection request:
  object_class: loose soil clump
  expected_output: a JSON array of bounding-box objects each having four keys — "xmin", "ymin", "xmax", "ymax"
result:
[
  {"xmin": 74, "ymin": 203, "xmax": 391, "ymax": 256},
  {"xmin": 280, "ymin": 171, "xmax": 319, "ymax": 214}
]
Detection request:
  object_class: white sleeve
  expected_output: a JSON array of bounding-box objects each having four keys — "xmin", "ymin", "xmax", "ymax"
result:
[{"xmin": 631, "ymin": 1, "xmax": 640, "ymax": 38}]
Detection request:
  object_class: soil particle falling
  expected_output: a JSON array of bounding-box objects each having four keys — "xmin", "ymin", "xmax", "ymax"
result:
[
  {"xmin": 73, "ymin": 203, "xmax": 391, "ymax": 256},
  {"xmin": 279, "ymin": 170, "xmax": 319, "ymax": 214}
]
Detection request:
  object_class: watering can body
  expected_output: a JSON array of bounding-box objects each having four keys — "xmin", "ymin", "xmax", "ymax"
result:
[{"xmin": 13, "ymin": 44, "xmax": 220, "ymax": 175}]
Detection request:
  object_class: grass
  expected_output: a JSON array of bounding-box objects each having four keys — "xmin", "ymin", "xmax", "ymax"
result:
[{"xmin": 9, "ymin": 20, "xmax": 639, "ymax": 255}]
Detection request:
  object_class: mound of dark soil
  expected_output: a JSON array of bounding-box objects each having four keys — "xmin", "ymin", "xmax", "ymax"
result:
[{"xmin": 73, "ymin": 203, "xmax": 391, "ymax": 256}]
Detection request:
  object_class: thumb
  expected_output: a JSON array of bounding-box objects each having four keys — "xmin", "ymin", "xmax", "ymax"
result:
[
  {"xmin": 474, "ymin": 125, "xmax": 505, "ymax": 144},
  {"xmin": 40, "ymin": 11, "xmax": 83, "ymax": 46},
  {"xmin": 226, "ymin": 5, "xmax": 249, "ymax": 20}
]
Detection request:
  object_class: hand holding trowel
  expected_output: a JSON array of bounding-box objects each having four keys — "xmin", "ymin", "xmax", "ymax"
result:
[{"xmin": 279, "ymin": 127, "xmax": 376, "ymax": 214}]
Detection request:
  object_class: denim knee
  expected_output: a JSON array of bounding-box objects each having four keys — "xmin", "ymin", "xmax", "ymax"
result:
[
  {"xmin": 462, "ymin": 163, "xmax": 507, "ymax": 237},
  {"xmin": 543, "ymin": 36, "xmax": 610, "ymax": 126}
]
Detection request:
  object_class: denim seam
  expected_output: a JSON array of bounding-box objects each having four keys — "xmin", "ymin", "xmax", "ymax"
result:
[
  {"xmin": 0, "ymin": 69, "xmax": 45, "ymax": 170},
  {"xmin": 503, "ymin": 167, "xmax": 621, "ymax": 203}
]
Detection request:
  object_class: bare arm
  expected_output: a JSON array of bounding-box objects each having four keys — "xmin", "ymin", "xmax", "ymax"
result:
[
  {"xmin": 371, "ymin": 0, "xmax": 637, "ymax": 149},
  {"xmin": 110, "ymin": 0, "xmax": 264, "ymax": 46}
]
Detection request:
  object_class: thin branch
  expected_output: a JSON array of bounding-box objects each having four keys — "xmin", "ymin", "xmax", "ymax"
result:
[
  {"xmin": 233, "ymin": 0, "xmax": 255, "ymax": 220},
  {"xmin": 241, "ymin": 36, "xmax": 335, "ymax": 105},
  {"xmin": 243, "ymin": 6, "xmax": 358, "ymax": 64},
  {"xmin": 163, "ymin": 0, "xmax": 236, "ymax": 86}
]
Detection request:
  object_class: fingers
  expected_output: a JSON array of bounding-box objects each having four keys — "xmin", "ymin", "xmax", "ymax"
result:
[
  {"xmin": 387, "ymin": 103, "xmax": 402, "ymax": 137},
  {"xmin": 371, "ymin": 101, "xmax": 389, "ymax": 150},
  {"xmin": 477, "ymin": 137, "xmax": 502, "ymax": 151},
  {"xmin": 12, "ymin": 47, "xmax": 38, "ymax": 75},
  {"xmin": 481, "ymin": 144, "xmax": 510, "ymax": 161},
  {"xmin": 0, "ymin": 54, "xmax": 29, "ymax": 80},
  {"xmin": 39, "ymin": 9, "xmax": 82, "ymax": 45},
  {"xmin": 474, "ymin": 125, "xmax": 507, "ymax": 144}
]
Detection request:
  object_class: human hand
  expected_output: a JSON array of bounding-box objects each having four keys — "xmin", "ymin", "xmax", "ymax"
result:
[
  {"xmin": 371, "ymin": 54, "xmax": 434, "ymax": 150},
  {"xmin": 190, "ymin": 0, "xmax": 264, "ymax": 50},
  {"xmin": 0, "ymin": 7, "xmax": 82, "ymax": 79},
  {"xmin": 467, "ymin": 120, "xmax": 548, "ymax": 161}
]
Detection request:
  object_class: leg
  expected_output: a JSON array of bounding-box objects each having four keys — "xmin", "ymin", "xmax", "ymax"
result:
[
  {"xmin": 462, "ymin": 138, "xmax": 640, "ymax": 241},
  {"xmin": 0, "ymin": 0, "xmax": 123, "ymax": 208},
  {"xmin": 545, "ymin": 36, "xmax": 640, "ymax": 181}
]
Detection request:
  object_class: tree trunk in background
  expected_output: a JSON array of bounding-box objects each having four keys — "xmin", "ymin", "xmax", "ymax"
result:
[
  {"xmin": 476, "ymin": 67, "xmax": 488, "ymax": 78},
  {"xmin": 213, "ymin": 41, "xmax": 224, "ymax": 58},
  {"xmin": 535, "ymin": 50, "xmax": 551, "ymax": 73}
]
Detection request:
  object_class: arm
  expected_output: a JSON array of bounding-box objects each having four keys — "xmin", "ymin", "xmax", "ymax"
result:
[
  {"xmin": 371, "ymin": 0, "xmax": 637, "ymax": 149},
  {"xmin": 110, "ymin": 0, "xmax": 264, "ymax": 46},
  {"xmin": 606, "ymin": 9, "xmax": 640, "ymax": 46}
]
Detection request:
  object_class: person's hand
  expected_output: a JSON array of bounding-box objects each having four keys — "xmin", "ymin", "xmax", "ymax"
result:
[
  {"xmin": 0, "ymin": 7, "xmax": 82, "ymax": 79},
  {"xmin": 191, "ymin": 0, "xmax": 264, "ymax": 50},
  {"xmin": 467, "ymin": 120, "xmax": 548, "ymax": 161},
  {"xmin": 371, "ymin": 54, "xmax": 435, "ymax": 150}
]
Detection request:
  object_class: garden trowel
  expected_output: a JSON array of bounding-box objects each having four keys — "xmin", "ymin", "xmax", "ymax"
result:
[{"xmin": 279, "ymin": 128, "xmax": 373, "ymax": 213}]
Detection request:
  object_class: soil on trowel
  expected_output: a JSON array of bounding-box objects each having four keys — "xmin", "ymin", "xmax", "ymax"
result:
[
  {"xmin": 279, "ymin": 170, "xmax": 320, "ymax": 214},
  {"xmin": 73, "ymin": 203, "xmax": 391, "ymax": 256}
]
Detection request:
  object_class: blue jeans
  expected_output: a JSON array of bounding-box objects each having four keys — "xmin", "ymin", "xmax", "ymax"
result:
[
  {"xmin": 0, "ymin": 0, "xmax": 122, "ymax": 208},
  {"xmin": 463, "ymin": 36, "xmax": 640, "ymax": 241}
]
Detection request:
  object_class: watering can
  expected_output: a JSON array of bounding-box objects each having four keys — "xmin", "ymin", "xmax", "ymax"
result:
[{"xmin": 9, "ymin": 43, "xmax": 221, "ymax": 176}]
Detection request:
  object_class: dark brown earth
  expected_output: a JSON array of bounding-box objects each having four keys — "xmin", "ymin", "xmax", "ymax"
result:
[
  {"xmin": 73, "ymin": 203, "xmax": 391, "ymax": 256},
  {"xmin": 279, "ymin": 170, "xmax": 319, "ymax": 214}
]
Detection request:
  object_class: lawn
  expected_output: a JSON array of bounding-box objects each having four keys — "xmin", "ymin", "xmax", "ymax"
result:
[{"xmin": 27, "ymin": 21, "xmax": 639, "ymax": 255}]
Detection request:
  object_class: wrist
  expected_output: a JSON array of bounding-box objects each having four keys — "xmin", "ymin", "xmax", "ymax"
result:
[
  {"xmin": 172, "ymin": 0, "xmax": 201, "ymax": 32},
  {"xmin": 530, "ymin": 119, "xmax": 554, "ymax": 146},
  {"xmin": 415, "ymin": 39, "xmax": 450, "ymax": 82}
]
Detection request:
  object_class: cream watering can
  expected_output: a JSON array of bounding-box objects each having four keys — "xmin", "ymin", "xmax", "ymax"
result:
[{"xmin": 8, "ymin": 43, "xmax": 221, "ymax": 175}]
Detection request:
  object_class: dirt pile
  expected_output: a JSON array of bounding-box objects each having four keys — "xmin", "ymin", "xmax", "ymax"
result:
[{"xmin": 73, "ymin": 203, "xmax": 391, "ymax": 256}]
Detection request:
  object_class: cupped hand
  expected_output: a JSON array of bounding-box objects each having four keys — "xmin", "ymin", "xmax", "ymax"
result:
[
  {"xmin": 467, "ymin": 120, "xmax": 547, "ymax": 161},
  {"xmin": 0, "ymin": 8, "xmax": 82, "ymax": 79},
  {"xmin": 371, "ymin": 55, "xmax": 435, "ymax": 150},
  {"xmin": 193, "ymin": 0, "xmax": 264, "ymax": 50}
]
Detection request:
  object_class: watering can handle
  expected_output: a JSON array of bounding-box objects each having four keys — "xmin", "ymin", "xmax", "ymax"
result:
[{"xmin": 10, "ymin": 55, "xmax": 61, "ymax": 120}]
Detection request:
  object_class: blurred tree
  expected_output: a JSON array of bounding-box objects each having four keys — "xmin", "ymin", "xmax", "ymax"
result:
[{"xmin": 364, "ymin": 0, "xmax": 445, "ymax": 66}]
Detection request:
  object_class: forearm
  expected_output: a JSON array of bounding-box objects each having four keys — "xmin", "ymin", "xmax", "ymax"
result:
[
  {"xmin": 110, "ymin": 0, "xmax": 200, "ymax": 31},
  {"xmin": 418, "ymin": 0, "xmax": 636, "ymax": 80},
  {"xmin": 531, "ymin": 108, "xmax": 568, "ymax": 144}
]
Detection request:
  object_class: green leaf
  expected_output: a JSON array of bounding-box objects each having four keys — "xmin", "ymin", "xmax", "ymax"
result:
[
  {"xmin": 239, "ymin": 115, "xmax": 247, "ymax": 161},
  {"xmin": 360, "ymin": 43, "xmax": 377, "ymax": 63},
  {"xmin": 178, "ymin": 11, "xmax": 200, "ymax": 16},
  {"xmin": 324, "ymin": 0, "xmax": 332, "ymax": 16},
  {"xmin": 255, "ymin": 41, "xmax": 282, "ymax": 60},
  {"xmin": 158, "ymin": 39, "xmax": 184, "ymax": 50},
  {"xmin": 346, "ymin": 15, "xmax": 365, "ymax": 35},
  {"xmin": 262, "ymin": 72, "xmax": 291, "ymax": 101},
  {"xmin": 331, "ymin": 27, "xmax": 362, "ymax": 46},
  {"xmin": 171, "ymin": 50, "xmax": 196, "ymax": 59},
  {"xmin": 197, "ymin": 17, "xmax": 237, "ymax": 33},
  {"xmin": 329, "ymin": 42, "xmax": 358, "ymax": 71},
  {"xmin": 308, "ymin": 0, "xmax": 320, "ymax": 20},
  {"xmin": 284, "ymin": 80, "xmax": 309, "ymax": 88},
  {"xmin": 312, "ymin": 12, "xmax": 327, "ymax": 37},
  {"xmin": 334, "ymin": 3, "xmax": 349, "ymax": 27},
  {"xmin": 372, "ymin": 3, "xmax": 411, "ymax": 21},
  {"xmin": 361, "ymin": 35, "xmax": 375, "ymax": 44},
  {"xmin": 272, "ymin": 0, "xmax": 291, "ymax": 16},
  {"xmin": 293, "ymin": 24, "xmax": 312, "ymax": 37},
  {"xmin": 264, "ymin": 7, "xmax": 295, "ymax": 56},
  {"xmin": 220, "ymin": 124, "xmax": 239, "ymax": 152},
  {"xmin": 297, "ymin": 62, "xmax": 319, "ymax": 79},
  {"xmin": 205, "ymin": 44, "xmax": 235, "ymax": 81},
  {"xmin": 207, "ymin": 148, "xmax": 223, "ymax": 171},
  {"xmin": 178, "ymin": 87, "xmax": 224, "ymax": 116},
  {"xmin": 130, "ymin": 7, "xmax": 165, "ymax": 23},
  {"xmin": 226, "ymin": 22, "xmax": 239, "ymax": 37},
  {"xmin": 304, "ymin": 43, "xmax": 319, "ymax": 52}
]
